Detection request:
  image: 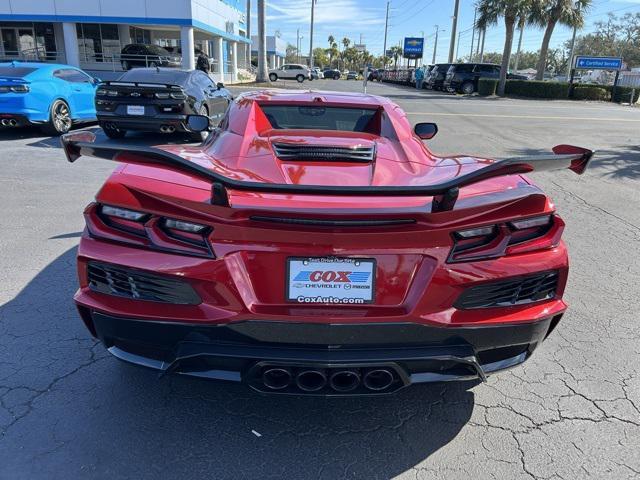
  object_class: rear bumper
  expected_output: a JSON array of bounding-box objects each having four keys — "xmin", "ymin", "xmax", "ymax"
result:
[
  {"xmin": 80, "ymin": 308, "xmax": 562, "ymax": 395},
  {"xmin": 0, "ymin": 113, "xmax": 35, "ymax": 127},
  {"xmin": 96, "ymin": 112, "xmax": 189, "ymax": 132}
]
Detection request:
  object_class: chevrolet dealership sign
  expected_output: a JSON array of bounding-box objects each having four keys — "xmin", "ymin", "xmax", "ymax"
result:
[{"xmin": 403, "ymin": 37, "xmax": 424, "ymax": 59}]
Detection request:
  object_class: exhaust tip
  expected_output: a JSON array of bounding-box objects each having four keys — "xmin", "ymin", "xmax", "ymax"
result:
[
  {"xmin": 329, "ymin": 369, "xmax": 361, "ymax": 392},
  {"xmin": 363, "ymin": 369, "xmax": 394, "ymax": 391},
  {"xmin": 295, "ymin": 369, "xmax": 327, "ymax": 392},
  {"xmin": 9, "ymin": 119, "xmax": 17, "ymax": 126},
  {"xmin": 1, "ymin": 119, "xmax": 9, "ymax": 126},
  {"xmin": 262, "ymin": 367, "xmax": 292, "ymax": 390}
]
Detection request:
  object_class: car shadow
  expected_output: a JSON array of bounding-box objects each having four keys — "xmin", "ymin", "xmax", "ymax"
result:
[{"xmin": 0, "ymin": 247, "xmax": 478, "ymax": 479}]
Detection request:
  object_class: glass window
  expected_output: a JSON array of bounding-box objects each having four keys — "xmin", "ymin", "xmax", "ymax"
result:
[
  {"xmin": 34, "ymin": 23, "xmax": 57, "ymax": 60},
  {"xmin": 77, "ymin": 23, "xmax": 102, "ymax": 62},
  {"xmin": 0, "ymin": 66, "xmax": 37, "ymax": 77},
  {"xmin": 118, "ymin": 69, "xmax": 190, "ymax": 85},
  {"xmin": 261, "ymin": 105, "xmax": 377, "ymax": 132},
  {"xmin": 100, "ymin": 24, "xmax": 120, "ymax": 61},
  {"xmin": 54, "ymin": 68, "xmax": 92, "ymax": 83},
  {"xmin": 193, "ymin": 71, "xmax": 214, "ymax": 89}
]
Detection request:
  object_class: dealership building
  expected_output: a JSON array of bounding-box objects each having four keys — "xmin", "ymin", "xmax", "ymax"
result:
[{"xmin": 0, "ymin": 0, "xmax": 251, "ymax": 82}]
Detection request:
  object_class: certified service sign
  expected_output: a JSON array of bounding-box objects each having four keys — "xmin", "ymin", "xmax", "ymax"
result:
[
  {"xmin": 574, "ymin": 56, "xmax": 623, "ymax": 70},
  {"xmin": 287, "ymin": 257, "xmax": 375, "ymax": 304}
]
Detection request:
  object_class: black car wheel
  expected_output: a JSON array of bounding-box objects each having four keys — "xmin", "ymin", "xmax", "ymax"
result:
[
  {"xmin": 461, "ymin": 81, "xmax": 475, "ymax": 95},
  {"xmin": 41, "ymin": 100, "xmax": 72, "ymax": 136},
  {"xmin": 121, "ymin": 60, "xmax": 130, "ymax": 71},
  {"xmin": 334, "ymin": 74, "xmax": 340, "ymax": 80},
  {"xmin": 190, "ymin": 105, "xmax": 210, "ymax": 143},
  {"xmin": 101, "ymin": 124, "xmax": 127, "ymax": 139},
  {"xmin": 296, "ymin": 74, "xmax": 305, "ymax": 83},
  {"xmin": 269, "ymin": 73, "xmax": 278, "ymax": 82}
]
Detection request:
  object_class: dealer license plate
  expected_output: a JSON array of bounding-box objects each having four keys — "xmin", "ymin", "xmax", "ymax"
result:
[
  {"xmin": 286, "ymin": 257, "xmax": 375, "ymax": 304},
  {"xmin": 126, "ymin": 105, "xmax": 145, "ymax": 116}
]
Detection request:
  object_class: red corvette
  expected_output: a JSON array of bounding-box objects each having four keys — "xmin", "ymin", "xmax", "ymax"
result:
[{"xmin": 62, "ymin": 90, "xmax": 593, "ymax": 396}]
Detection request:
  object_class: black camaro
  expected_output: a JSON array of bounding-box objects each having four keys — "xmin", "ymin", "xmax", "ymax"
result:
[{"xmin": 95, "ymin": 68, "xmax": 233, "ymax": 141}]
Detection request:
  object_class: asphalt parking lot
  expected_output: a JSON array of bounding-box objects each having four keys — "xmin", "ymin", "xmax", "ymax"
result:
[{"xmin": 1, "ymin": 78, "xmax": 639, "ymax": 479}]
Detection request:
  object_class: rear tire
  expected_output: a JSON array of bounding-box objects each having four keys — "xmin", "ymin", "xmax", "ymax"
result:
[
  {"xmin": 296, "ymin": 74, "xmax": 305, "ymax": 83},
  {"xmin": 461, "ymin": 81, "xmax": 475, "ymax": 95},
  {"xmin": 149, "ymin": 61, "xmax": 158, "ymax": 68},
  {"xmin": 269, "ymin": 73, "xmax": 277, "ymax": 81},
  {"xmin": 121, "ymin": 60, "xmax": 130, "ymax": 71},
  {"xmin": 41, "ymin": 100, "xmax": 72, "ymax": 136},
  {"xmin": 102, "ymin": 124, "xmax": 127, "ymax": 139},
  {"xmin": 190, "ymin": 105, "xmax": 210, "ymax": 143}
]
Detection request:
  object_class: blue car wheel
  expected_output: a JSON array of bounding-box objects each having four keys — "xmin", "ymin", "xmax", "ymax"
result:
[{"xmin": 41, "ymin": 99, "xmax": 72, "ymax": 136}]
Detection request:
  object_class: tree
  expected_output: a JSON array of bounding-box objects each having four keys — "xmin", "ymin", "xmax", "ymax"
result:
[
  {"xmin": 342, "ymin": 37, "xmax": 351, "ymax": 50},
  {"xmin": 532, "ymin": 0, "xmax": 591, "ymax": 80},
  {"xmin": 256, "ymin": 0, "xmax": 268, "ymax": 82},
  {"xmin": 477, "ymin": 0, "xmax": 534, "ymax": 96},
  {"xmin": 285, "ymin": 43, "xmax": 298, "ymax": 63},
  {"xmin": 389, "ymin": 45, "xmax": 402, "ymax": 68},
  {"xmin": 313, "ymin": 47, "xmax": 329, "ymax": 67}
]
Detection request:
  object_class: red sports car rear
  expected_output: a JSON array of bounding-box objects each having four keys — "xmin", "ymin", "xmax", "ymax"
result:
[{"xmin": 64, "ymin": 90, "xmax": 593, "ymax": 395}]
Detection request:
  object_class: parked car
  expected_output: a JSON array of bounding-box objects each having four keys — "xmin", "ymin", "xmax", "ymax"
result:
[
  {"xmin": 63, "ymin": 89, "xmax": 593, "ymax": 396},
  {"xmin": 322, "ymin": 68, "xmax": 341, "ymax": 80},
  {"xmin": 268, "ymin": 64, "xmax": 311, "ymax": 82},
  {"xmin": 311, "ymin": 67, "xmax": 324, "ymax": 80},
  {"xmin": 95, "ymin": 67, "xmax": 232, "ymax": 141},
  {"xmin": 444, "ymin": 63, "xmax": 501, "ymax": 94},
  {"xmin": 346, "ymin": 71, "xmax": 359, "ymax": 80},
  {"xmin": 425, "ymin": 63, "xmax": 452, "ymax": 90},
  {"xmin": 120, "ymin": 44, "xmax": 181, "ymax": 70},
  {"xmin": 0, "ymin": 61, "xmax": 97, "ymax": 135},
  {"xmin": 367, "ymin": 68, "xmax": 383, "ymax": 82},
  {"xmin": 163, "ymin": 46, "xmax": 204, "ymax": 57}
]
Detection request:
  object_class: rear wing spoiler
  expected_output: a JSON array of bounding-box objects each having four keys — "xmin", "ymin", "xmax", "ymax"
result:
[{"xmin": 61, "ymin": 131, "xmax": 593, "ymax": 213}]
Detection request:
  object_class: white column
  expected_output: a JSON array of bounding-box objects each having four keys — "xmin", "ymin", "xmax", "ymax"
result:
[
  {"xmin": 269, "ymin": 53, "xmax": 275, "ymax": 69},
  {"xmin": 180, "ymin": 26, "xmax": 195, "ymax": 70},
  {"xmin": 231, "ymin": 41, "xmax": 238, "ymax": 83},
  {"xmin": 62, "ymin": 22, "xmax": 80, "ymax": 67},
  {"xmin": 118, "ymin": 25, "xmax": 131, "ymax": 46},
  {"xmin": 213, "ymin": 36, "xmax": 224, "ymax": 76},
  {"xmin": 202, "ymin": 39, "xmax": 210, "ymax": 56}
]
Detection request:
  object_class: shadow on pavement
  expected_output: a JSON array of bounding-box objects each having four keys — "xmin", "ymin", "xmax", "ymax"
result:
[
  {"xmin": 0, "ymin": 247, "xmax": 477, "ymax": 479},
  {"xmin": 508, "ymin": 145, "xmax": 640, "ymax": 181}
]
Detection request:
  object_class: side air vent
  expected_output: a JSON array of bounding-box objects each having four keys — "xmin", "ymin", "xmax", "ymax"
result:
[
  {"xmin": 272, "ymin": 142, "xmax": 375, "ymax": 163},
  {"xmin": 455, "ymin": 271, "xmax": 559, "ymax": 309},
  {"xmin": 87, "ymin": 261, "xmax": 201, "ymax": 305},
  {"xmin": 250, "ymin": 216, "xmax": 415, "ymax": 227}
]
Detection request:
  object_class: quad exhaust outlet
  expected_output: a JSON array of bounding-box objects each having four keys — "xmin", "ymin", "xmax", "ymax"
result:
[
  {"xmin": 255, "ymin": 365, "xmax": 398, "ymax": 394},
  {"xmin": 1, "ymin": 119, "xmax": 17, "ymax": 127}
]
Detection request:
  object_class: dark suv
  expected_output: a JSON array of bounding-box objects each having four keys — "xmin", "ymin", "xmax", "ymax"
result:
[
  {"xmin": 443, "ymin": 63, "xmax": 501, "ymax": 94},
  {"xmin": 120, "ymin": 44, "xmax": 181, "ymax": 70},
  {"xmin": 425, "ymin": 63, "xmax": 452, "ymax": 91}
]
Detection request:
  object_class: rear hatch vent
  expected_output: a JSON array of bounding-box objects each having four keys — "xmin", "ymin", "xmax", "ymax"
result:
[{"xmin": 272, "ymin": 142, "xmax": 375, "ymax": 163}]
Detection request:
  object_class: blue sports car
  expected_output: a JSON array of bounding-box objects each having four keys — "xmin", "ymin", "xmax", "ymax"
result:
[{"xmin": 0, "ymin": 61, "xmax": 97, "ymax": 135}]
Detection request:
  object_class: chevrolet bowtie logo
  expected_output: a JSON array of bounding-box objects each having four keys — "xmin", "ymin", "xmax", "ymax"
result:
[
  {"xmin": 130, "ymin": 92, "xmax": 141, "ymax": 97},
  {"xmin": 407, "ymin": 40, "xmax": 421, "ymax": 46}
]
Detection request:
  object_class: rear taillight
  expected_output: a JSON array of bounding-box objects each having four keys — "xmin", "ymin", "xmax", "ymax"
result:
[
  {"xmin": 449, "ymin": 214, "xmax": 562, "ymax": 262},
  {"xmin": 170, "ymin": 92, "xmax": 186, "ymax": 100},
  {"xmin": 0, "ymin": 84, "xmax": 29, "ymax": 93},
  {"xmin": 89, "ymin": 203, "xmax": 213, "ymax": 257}
]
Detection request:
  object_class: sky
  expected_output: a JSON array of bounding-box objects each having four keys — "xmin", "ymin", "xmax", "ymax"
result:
[{"xmin": 251, "ymin": 0, "xmax": 640, "ymax": 64}]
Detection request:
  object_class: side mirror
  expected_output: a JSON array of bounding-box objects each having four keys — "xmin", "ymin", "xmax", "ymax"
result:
[
  {"xmin": 414, "ymin": 122, "xmax": 438, "ymax": 140},
  {"xmin": 186, "ymin": 114, "xmax": 210, "ymax": 132},
  {"xmin": 216, "ymin": 82, "xmax": 225, "ymax": 90}
]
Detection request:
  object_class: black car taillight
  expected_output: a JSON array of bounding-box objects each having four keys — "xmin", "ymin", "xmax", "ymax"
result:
[{"xmin": 449, "ymin": 214, "xmax": 563, "ymax": 262}]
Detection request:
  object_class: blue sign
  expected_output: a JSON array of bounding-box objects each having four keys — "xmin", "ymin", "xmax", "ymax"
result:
[
  {"xmin": 403, "ymin": 37, "xmax": 424, "ymax": 59},
  {"xmin": 575, "ymin": 56, "xmax": 623, "ymax": 70}
]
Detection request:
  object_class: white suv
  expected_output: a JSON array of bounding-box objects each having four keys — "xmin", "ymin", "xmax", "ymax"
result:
[{"xmin": 269, "ymin": 64, "xmax": 311, "ymax": 83}]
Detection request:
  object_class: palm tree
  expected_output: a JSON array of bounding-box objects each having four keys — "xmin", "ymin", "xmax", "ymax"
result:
[
  {"xmin": 477, "ymin": 0, "xmax": 533, "ymax": 96},
  {"xmin": 342, "ymin": 37, "xmax": 350, "ymax": 50},
  {"xmin": 389, "ymin": 45, "xmax": 402, "ymax": 68},
  {"xmin": 256, "ymin": 0, "xmax": 268, "ymax": 82},
  {"xmin": 328, "ymin": 35, "xmax": 335, "ymax": 47},
  {"xmin": 532, "ymin": 0, "xmax": 591, "ymax": 80}
]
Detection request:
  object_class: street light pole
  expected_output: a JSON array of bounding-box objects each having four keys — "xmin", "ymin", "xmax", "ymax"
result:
[
  {"xmin": 382, "ymin": 1, "xmax": 390, "ymax": 65},
  {"xmin": 448, "ymin": 0, "xmax": 460, "ymax": 63},
  {"xmin": 432, "ymin": 25, "xmax": 439, "ymax": 65},
  {"xmin": 309, "ymin": 0, "xmax": 316, "ymax": 68}
]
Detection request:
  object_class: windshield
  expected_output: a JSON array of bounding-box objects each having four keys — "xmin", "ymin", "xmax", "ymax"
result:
[
  {"xmin": 147, "ymin": 45, "xmax": 172, "ymax": 56},
  {"xmin": 261, "ymin": 105, "xmax": 377, "ymax": 132},
  {"xmin": 0, "ymin": 67, "xmax": 37, "ymax": 78}
]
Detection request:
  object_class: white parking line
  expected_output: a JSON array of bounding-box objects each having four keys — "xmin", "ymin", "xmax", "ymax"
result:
[{"xmin": 404, "ymin": 111, "xmax": 640, "ymax": 122}]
